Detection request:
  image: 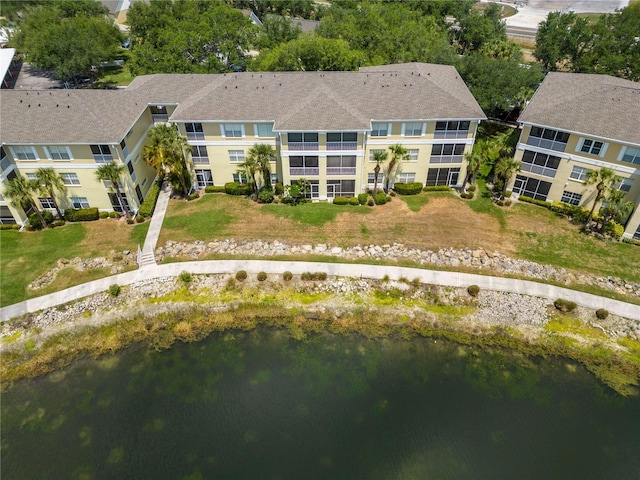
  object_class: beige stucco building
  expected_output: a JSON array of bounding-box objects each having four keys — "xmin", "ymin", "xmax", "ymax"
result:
[{"xmin": 511, "ymin": 72, "xmax": 640, "ymax": 239}]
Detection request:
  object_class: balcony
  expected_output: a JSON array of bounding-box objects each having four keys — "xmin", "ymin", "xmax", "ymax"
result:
[
  {"xmin": 288, "ymin": 142, "xmax": 319, "ymax": 151},
  {"xmin": 326, "ymin": 167, "xmax": 356, "ymax": 175},
  {"xmin": 290, "ymin": 167, "xmax": 319, "ymax": 176},
  {"xmin": 434, "ymin": 131, "xmax": 469, "ymax": 140},
  {"xmin": 326, "ymin": 141, "xmax": 358, "ymax": 151},
  {"xmin": 152, "ymin": 114, "xmax": 169, "ymax": 123},
  {"xmin": 525, "ymin": 137, "xmax": 567, "ymax": 153}
]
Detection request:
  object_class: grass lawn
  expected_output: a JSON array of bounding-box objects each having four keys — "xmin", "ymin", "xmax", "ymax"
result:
[
  {"xmin": 1, "ymin": 219, "xmax": 147, "ymax": 307},
  {"xmin": 397, "ymin": 193, "xmax": 430, "ymax": 212}
]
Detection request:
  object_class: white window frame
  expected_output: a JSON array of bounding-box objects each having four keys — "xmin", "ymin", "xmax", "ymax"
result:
[
  {"xmin": 367, "ymin": 172, "xmax": 383, "ymax": 184},
  {"xmin": 402, "ymin": 122, "xmax": 424, "ymax": 137},
  {"xmin": 228, "ymin": 150, "xmax": 245, "ymax": 163},
  {"xmin": 577, "ymin": 138, "xmax": 607, "ymax": 157},
  {"xmin": 10, "ymin": 146, "xmax": 38, "ymax": 161},
  {"xmin": 254, "ymin": 123, "xmax": 274, "ymax": 137},
  {"xmin": 233, "ymin": 173, "xmax": 248, "ymax": 184},
  {"xmin": 91, "ymin": 144, "xmax": 113, "ymax": 163},
  {"xmin": 70, "ymin": 196, "xmax": 90, "ymax": 208},
  {"xmin": 185, "ymin": 122, "xmax": 204, "ymax": 140},
  {"xmin": 44, "ymin": 146, "xmax": 73, "ymax": 161},
  {"xmin": 103, "ymin": 180, "xmax": 124, "ymax": 189},
  {"xmin": 60, "ymin": 172, "xmax": 81, "ymax": 186},
  {"xmin": 191, "ymin": 145, "xmax": 209, "ymax": 164},
  {"xmin": 407, "ymin": 149, "xmax": 419, "ymax": 161},
  {"xmin": 616, "ymin": 177, "xmax": 634, "ymax": 193},
  {"xmin": 369, "ymin": 149, "xmax": 386, "ymax": 161},
  {"xmin": 397, "ymin": 172, "xmax": 416, "ymax": 183},
  {"xmin": 561, "ymin": 191, "xmax": 582, "ymax": 206},
  {"xmin": 222, "ymin": 124, "xmax": 244, "ymax": 138},
  {"xmin": 569, "ymin": 165, "xmax": 592, "ymax": 182},
  {"xmin": 39, "ymin": 197, "xmax": 55, "ymax": 209},
  {"xmin": 25, "ymin": 173, "xmax": 37, "ymax": 180},
  {"xmin": 619, "ymin": 146, "xmax": 640, "ymax": 165},
  {"xmin": 371, "ymin": 122, "xmax": 390, "ymax": 137}
]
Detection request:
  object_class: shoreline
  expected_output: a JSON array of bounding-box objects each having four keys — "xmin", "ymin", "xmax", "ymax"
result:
[{"xmin": 1, "ymin": 273, "xmax": 639, "ymax": 396}]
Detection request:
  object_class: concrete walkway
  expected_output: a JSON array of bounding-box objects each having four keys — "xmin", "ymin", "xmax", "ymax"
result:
[
  {"xmin": 1, "ymin": 260, "xmax": 638, "ymax": 321},
  {"xmin": 138, "ymin": 181, "xmax": 171, "ymax": 267}
]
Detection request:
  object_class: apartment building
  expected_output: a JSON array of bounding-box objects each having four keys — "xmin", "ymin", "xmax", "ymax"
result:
[
  {"xmin": 0, "ymin": 62, "xmax": 486, "ymax": 224},
  {"xmin": 512, "ymin": 72, "xmax": 640, "ymax": 239}
]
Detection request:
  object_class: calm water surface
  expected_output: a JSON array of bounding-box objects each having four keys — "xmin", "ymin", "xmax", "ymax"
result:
[{"xmin": 2, "ymin": 328, "xmax": 639, "ymax": 480}]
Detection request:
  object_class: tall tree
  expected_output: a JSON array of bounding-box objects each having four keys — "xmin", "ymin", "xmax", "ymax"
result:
[
  {"xmin": 372, "ymin": 149, "xmax": 388, "ymax": 194},
  {"xmin": 4, "ymin": 175, "xmax": 48, "ymax": 228},
  {"xmin": 238, "ymin": 155, "xmax": 260, "ymax": 195},
  {"xmin": 494, "ymin": 157, "xmax": 521, "ymax": 200},
  {"xmin": 385, "ymin": 144, "xmax": 408, "ymax": 193},
  {"xmin": 35, "ymin": 167, "xmax": 66, "ymax": 219},
  {"xmin": 453, "ymin": 3, "xmax": 506, "ymax": 55},
  {"xmin": 585, "ymin": 167, "xmax": 620, "ymax": 225},
  {"xmin": 460, "ymin": 151, "xmax": 483, "ymax": 192},
  {"xmin": 247, "ymin": 144, "xmax": 275, "ymax": 191},
  {"xmin": 598, "ymin": 188, "xmax": 633, "ymax": 233},
  {"xmin": 144, "ymin": 124, "xmax": 192, "ymax": 195},
  {"xmin": 95, "ymin": 161, "xmax": 131, "ymax": 218}
]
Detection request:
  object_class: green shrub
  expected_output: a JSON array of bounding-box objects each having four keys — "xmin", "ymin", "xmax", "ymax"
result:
[
  {"xmin": 386, "ymin": 195, "xmax": 392, "ymax": 202},
  {"xmin": 179, "ymin": 271, "xmax": 192, "ymax": 283},
  {"xmin": 468, "ymin": 185, "xmax": 477, "ymax": 192},
  {"xmin": 460, "ymin": 192, "xmax": 473, "ymax": 199},
  {"xmin": 518, "ymin": 196, "xmax": 550, "ymax": 209},
  {"xmin": 225, "ymin": 182, "xmax": 252, "ymax": 196},
  {"xmin": 0, "ymin": 224, "xmax": 20, "ymax": 230},
  {"xmin": 333, "ymin": 196, "xmax": 349, "ymax": 205},
  {"xmin": 126, "ymin": 218, "xmax": 135, "ymax": 224},
  {"xmin": 467, "ymin": 285, "xmax": 480, "ymax": 297},
  {"xmin": 505, "ymin": 190, "xmax": 513, "ymax": 198},
  {"xmin": 283, "ymin": 271, "xmax": 293, "ymax": 281},
  {"xmin": 29, "ymin": 211, "xmax": 54, "ymax": 229},
  {"xmin": 301, "ymin": 272, "xmax": 327, "ymax": 281},
  {"xmin": 65, "ymin": 208, "xmax": 99, "ymax": 222},
  {"xmin": 554, "ymin": 298, "xmax": 577, "ymax": 313},
  {"xmin": 138, "ymin": 181, "xmax": 161, "ymax": 217},
  {"xmin": 374, "ymin": 192, "xmax": 387, "ymax": 205},
  {"xmin": 257, "ymin": 271, "xmax": 267, "ymax": 281},
  {"xmin": 257, "ymin": 188, "xmax": 275, "ymax": 204},
  {"xmin": 496, "ymin": 199, "xmax": 504, "ymax": 206},
  {"xmin": 274, "ymin": 183, "xmax": 284, "ymax": 195},
  {"xmin": 109, "ymin": 211, "xmax": 120, "ymax": 218},
  {"xmin": 423, "ymin": 185, "xmax": 451, "ymax": 192},
  {"xmin": 357, "ymin": 193, "xmax": 369, "ymax": 205},
  {"xmin": 186, "ymin": 191, "xmax": 200, "ymax": 201},
  {"xmin": 622, "ymin": 237, "xmax": 640, "ymax": 246},
  {"xmin": 135, "ymin": 215, "xmax": 145, "ymax": 223},
  {"xmin": 604, "ymin": 221, "xmax": 624, "ymax": 240},
  {"xmin": 236, "ymin": 270, "xmax": 247, "ymax": 281},
  {"xmin": 108, "ymin": 284, "xmax": 121, "ymax": 297},
  {"xmin": 99, "ymin": 211, "xmax": 110, "ymax": 219},
  {"xmin": 348, "ymin": 197, "xmax": 359, "ymax": 205},
  {"xmin": 204, "ymin": 185, "xmax": 226, "ymax": 193},
  {"xmin": 393, "ymin": 182, "xmax": 423, "ymax": 195},
  {"xmin": 595, "ymin": 308, "xmax": 609, "ymax": 320},
  {"xmin": 51, "ymin": 219, "xmax": 66, "ymax": 228},
  {"xmin": 367, "ymin": 198, "xmax": 375, "ymax": 207},
  {"xmin": 504, "ymin": 200, "xmax": 512, "ymax": 207}
]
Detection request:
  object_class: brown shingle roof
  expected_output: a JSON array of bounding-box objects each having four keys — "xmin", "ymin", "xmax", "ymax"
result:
[
  {"xmin": 0, "ymin": 63, "xmax": 486, "ymax": 144},
  {"xmin": 518, "ymin": 72, "xmax": 640, "ymax": 145}
]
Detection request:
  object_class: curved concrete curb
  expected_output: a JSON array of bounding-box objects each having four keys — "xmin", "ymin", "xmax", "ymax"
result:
[{"xmin": 1, "ymin": 260, "xmax": 638, "ymax": 322}]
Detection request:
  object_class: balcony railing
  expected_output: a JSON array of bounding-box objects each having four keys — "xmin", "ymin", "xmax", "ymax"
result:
[
  {"xmin": 187, "ymin": 132, "xmax": 205, "ymax": 141},
  {"xmin": 152, "ymin": 114, "xmax": 169, "ymax": 123},
  {"xmin": 289, "ymin": 167, "xmax": 319, "ymax": 176},
  {"xmin": 326, "ymin": 141, "xmax": 358, "ymax": 151},
  {"xmin": 434, "ymin": 131, "xmax": 469, "ymax": 139},
  {"xmin": 326, "ymin": 167, "xmax": 356, "ymax": 175},
  {"xmin": 525, "ymin": 137, "xmax": 567, "ymax": 152},
  {"xmin": 521, "ymin": 163, "xmax": 558, "ymax": 178},
  {"xmin": 288, "ymin": 142, "xmax": 319, "ymax": 151}
]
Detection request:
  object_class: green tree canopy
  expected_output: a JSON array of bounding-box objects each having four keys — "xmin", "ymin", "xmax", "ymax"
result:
[
  {"xmin": 144, "ymin": 124, "xmax": 192, "ymax": 195},
  {"xmin": 12, "ymin": 0, "xmax": 122, "ymax": 81},
  {"xmin": 453, "ymin": 3, "xmax": 506, "ymax": 55},
  {"xmin": 254, "ymin": 14, "xmax": 301, "ymax": 50},
  {"xmin": 95, "ymin": 161, "xmax": 131, "ymax": 217}
]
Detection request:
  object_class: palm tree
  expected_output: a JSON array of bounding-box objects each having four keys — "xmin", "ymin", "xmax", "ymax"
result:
[
  {"xmin": 238, "ymin": 154, "xmax": 260, "ymax": 195},
  {"xmin": 494, "ymin": 157, "xmax": 521, "ymax": 200},
  {"xmin": 460, "ymin": 151, "xmax": 482, "ymax": 192},
  {"xmin": 35, "ymin": 167, "xmax": 66, "ymax": 218},
  {"xmin": 598, "ymin": 188, "xmax": 633, "ymax": 233},
  {"xmin": 385, "ymin": 144, "xmax": 408, "ymax": 193},
  {"xmin": 372, "ymin": 149, "xmax": 387, "ymax": 194},
  {"xmin": 95, "ymin": 161, "xmax": 131, "ymax": 218},
  {"xmin": 4, "ymin": 175, "xmax": 48, "ymax": 228},
  {"xmin": 585, "ymin": 167, "xmax": 619, "ymax": 225},
  {"xmin": 144, "ymin": 123, "xmax": 192, "ymax": 195},
  {"xmin": 248, "ymin": 143, "xmax": 275, "ymax": 191}
]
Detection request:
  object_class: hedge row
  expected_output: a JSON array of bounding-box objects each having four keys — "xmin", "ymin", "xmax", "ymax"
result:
[
  {"xmin": 204, "ymin": 185, "xmax": 226, "ymax": 193},
  {"xmin": 65, "ymin": 208, "xmax": 99, "ymax": 222},
  {"xmin": 225, "ymin": 182, "xmax": 252, "ymax": 196},
  {"xmin": 29, "ymin": 211, "xmax": 54, "ymax": 229},
  {"xmin": 394, "ymin": 182, "xmax": 423, "ymax": 195},
  {"xmin": 423, "ymin": 185, "xmax": 451, "ymax": 192},
  {"xmin": 138, "ymin": 181, "xmax": 161, "ymax": 217}
]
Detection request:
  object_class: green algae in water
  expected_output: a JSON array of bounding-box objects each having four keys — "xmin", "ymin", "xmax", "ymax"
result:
[{"xmin": 2, "ymin": 328, "xmax": 640, "ymax": 480}]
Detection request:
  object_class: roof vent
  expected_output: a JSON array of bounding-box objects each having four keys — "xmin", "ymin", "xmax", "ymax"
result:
[
  {"xmin": 235, "ymin": 85, "xmax": 238, "ymax": 89},
  {"xmin": 28, "ymin": 104, "xmax": 30, "ymax": 107},
  {"xmin": 38, "ymin": 103, "xmax": 41, "ymax": 107},
  {"xmin": 56, "ymin": 104, "xmax": 59, "ymax": 107},
  {"xmin": 67, "ymin": 105, "xmax": 70, "ymax": 108},
  {"xmin": 19, "ymin": 99, "xmax": 22, "ymax": 103}
]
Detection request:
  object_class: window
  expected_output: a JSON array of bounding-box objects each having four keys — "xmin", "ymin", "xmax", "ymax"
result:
[
  {"xmin": 397, "ymin": 172, "xmax": 416, "ymax": 183},
  {"xmin": 369, "ymin": 149, "xmax": 386, "ymax": 161},
  {"xmin": 270, "ymin": 173, "xmax": 278, "ymax": 184},
  {"xmin": 108, "ymin": 192, "xmax": 130, "ymax": 213},
  {"xmin": 195, "ymin": 169, "xmax": 214, "ymax": 188},
  {"xmin": 579, "ymin": 138, "xmax": 605, "ymax": 156},
  {"xmin": 621, "ymin": 147, "xmax": 640, "ymax": 165},
  {"xmin": 91, "ymin": 144, "xmax": 112, "ymax": 163},
  {"xmin": 407, "ymin": 149, "xmax": 419, "ymax": 161},
  {"xmin": 135, "ymin": 185, "xmax": 144, "ymax": 204},
  {"xmin": 25, "ymin": 173, "xmax": 37, "ymax": 180},
  {"xmin": 46, "ymin": 146, "xmax": 71, "ymax": 161},
  {"xmin": 367, "ymin": 172, "xmax": 383, "ymax": 184},
  {"xmin": 327, "ymin": 132, "xmax": 357, "ymax": 150},
  {"xmin": 303, "ymin": 180, "xmax": 320, "ymax": 199},
  {"xmin": 120, "ymin": 139, "xmax": 128, "ymax": 158},
  {"xmin": 426, "ymin": 167, "xmax": 460, "ymax": 186},
  {"xmin": 569, "ymin": 165, "xmax": 592, "ymax": 182},
  {"xmin": 634, "ymin": 224, "xmax": 640, "ymax": 241},
  {"xmin": 288, "ymin": 132, "xmax": 318, "ymax": 150},
  {"xmin": 0, "ymin": 149, "xmax": 10, "ymax": 171},
  {"xmin": 255, "ymin": 123, "xmax": 274, "ymax": 137},
  {"xmin": 616, "ymin": 177, "xmax": 634, "ymax": 193},
  {"xmin": 11, "ymin": 146, "xmax": 38, "ymax": 161},
  {"xmin": 289, "ymin": 156, "xmax": 319, "ymax": 175},
  {"xmin": 403, "ymin": 122, "xmax": 423, "ymax": 136},
  {"xmin": 434, "ymin": 121, "xmax": 470, "ymax": 139},
  {"xmin": 71, "ymin": 196, "xmax": 89, "ymax": 208},
  {"xmin": 39, "ymin": 197, "xmax": 55, "ymax": 209},
  {"xmin": 326, "ymin": 155, "xmax": 356, "ymax": 175},
  {"xmin": 430, "ymin": 144, "xmax": 465, "ymax": 163},
  {"xmin": 327, "ymin": 180, "xmax": 355, "ymax": 198},
  {"xmin": 526, "ymin": 127, "xmax": 569, "ymax": 152},
  {"xmin": 60, "ymin": 172, "xmax": 80, "ymax": 186},
  {"xmin": 521, "ymin": 150, "xmax": 561, "ymax": 178},
  {"xmin": 127, "ymin": 161, "xmax": 137, "ymax": 183},
  {"xmin": 142, "ymin": 177, "xmax": 148, "ymax": 187},
  {"xmin": 371, "ymin": 123, "xmax": 389, "ymax": 137},
  {"xmin": 228, "ymin": 150, "xmax": 245, "ymax": 163},
  {"xmin": 223, "ymin": 124, "xmax": 243, "ymax": 138},
  {"xmin": 233, "ymin": 173, "xmax": 249, "ymax": 184},
  {"xmin": 513, "ymin": 175, "xmax": 551, "ymax": 201},
  {"xmin": 1, "ymin": 205, "xmax": 17, "ymax": 224},
  {"xmin": 103, "ymin": 180, "xmax": 124, "ymax": 189},
  {"xmin": 561, "ymin": 191, "xmax": 582, "ymax": 206},
  {"xmin": 185, "ymin": 123, "xmax": 204, "ymax": 140},
  {"xmin": 192, "ymin": 145, "xmax": 209, "ymax": 164}
]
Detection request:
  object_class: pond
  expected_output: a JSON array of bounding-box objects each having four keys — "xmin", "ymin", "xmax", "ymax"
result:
[{"xmin": 2, "ymin": 328, "xmax": 639, "ymax": 479}]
